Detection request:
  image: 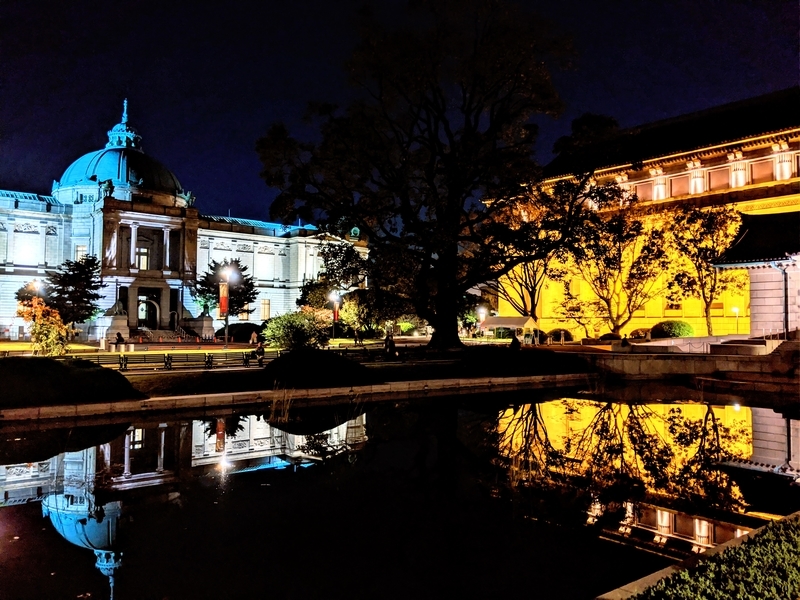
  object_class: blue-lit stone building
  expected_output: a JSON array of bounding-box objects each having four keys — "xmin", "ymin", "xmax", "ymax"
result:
[{"xmin": 0, "ymin": 102, "xmax": 332, "ymax": 340}]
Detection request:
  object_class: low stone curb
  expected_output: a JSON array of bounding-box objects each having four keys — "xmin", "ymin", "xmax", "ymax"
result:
[{"xmin": 0, "ymin": 373, "xmax": 596, "ymax": 422}]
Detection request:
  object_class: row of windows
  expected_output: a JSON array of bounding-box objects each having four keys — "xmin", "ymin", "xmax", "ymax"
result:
[
  {"xmin": 216, "ymin": 299, "xmax": 271, "ymax": 321},
  {"xmin": 633, "ymin": 154, "xmax": 796, "ymax": 201}
]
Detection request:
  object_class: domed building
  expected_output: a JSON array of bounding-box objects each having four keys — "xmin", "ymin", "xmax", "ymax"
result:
[{"xmin": 0, "ymin": 101, "xmax": 351, "ymax": 341}]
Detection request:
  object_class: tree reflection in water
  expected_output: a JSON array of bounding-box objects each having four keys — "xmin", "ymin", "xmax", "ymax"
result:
[{"xmin": 495, "ymin": 400, "xmax": 751, "ymax": 525}]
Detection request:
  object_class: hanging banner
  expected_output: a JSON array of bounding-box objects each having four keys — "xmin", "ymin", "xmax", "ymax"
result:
[{"xmin": 219, "ymin": 282, "xmax": 229, "ymax": 317}]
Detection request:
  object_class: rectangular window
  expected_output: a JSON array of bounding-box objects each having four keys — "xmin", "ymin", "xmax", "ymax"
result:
[
  {"xmin": 260, "ymin": 299, "xmax": 271, "ymax": 321},
  {"xmin": 131, "ymin": 428, "xmax": 144, "ymax": 450},
  {"xmin": 665, "ymin": 302, "xmax": 682, "ymax": 311},
  {"xmin": 239, "ymin": 304, "xmax": 250, "ymax": 321},
  {"xmin": 751, "ymin": 160, "xmax": 774, "ymax": 184},
  {"xmin": 135, "ymin": 247, "xmax": 149, "ymax": 270},
  {"xmin": 708, "ymin": 167, "xmax": 730, "ymax": 191},
  {"xmin": 75, "ymin": 245, "xmax": 87, "ymax": 262},
  {"xmin": 673, "ymin": 514, "xmax": 695, "ymax": 538},
  {"xmin": 635, "ymin": 181, "xmax": 653, "ymax": 201},
  {"xmin": 670, "ymin": 175, "xmax": 689, "ymax": 197}
]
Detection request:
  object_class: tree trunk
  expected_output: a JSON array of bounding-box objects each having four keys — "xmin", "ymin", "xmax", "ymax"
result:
[{"xmin": 704, "ymin": 304, "xmax": 714, "ymax": 336}]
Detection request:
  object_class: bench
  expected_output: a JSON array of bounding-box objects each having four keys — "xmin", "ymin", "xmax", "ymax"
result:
[
  {"xmin": 119, "ymin": 353, "xmax": 166, "ymax": 371},
  {"xmin": 163, "ymin": 353, "xmax": 211, "ymax": 370},
  {"xmin": 204, "ymin": 352, "xmax": 252, "ymax": 369}
]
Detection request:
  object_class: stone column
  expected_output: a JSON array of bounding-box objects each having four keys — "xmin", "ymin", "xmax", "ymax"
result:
[
  {"xmin": 159, "ymin": 288, "xmax": 170, "ymax": 328},
  {"xmin": 127, "ymin": 286, "xmax": 138, "ymax": 328},
  {"xmin": 650, "ymin": 168, "xmax": 666, "ymax": 200},
  {"xmin": 38, "ymin": 222, "xmax": 48, "ymax": 267},
  {"xmin": 157, "ymin": 425, "xmax": 166, "ymax": 473},
  {"xmin": 728, "ymin": 152, "xmax": 746, "ymax": 188},
  {"xmin": 687, "ymin": 160, "xmax": 705, "ymax": 195},
  {"xmin": 162, "ymin": 228, "xmax": 171, "ymax": 271},
  {"xmin": 123, "ymin": 430, "xmax": 132, "ymax": 479},
  {"xmin": 129, "ymin": 223, "xmax": 139, "ymax": 269},
  {"xmin": 6, "ymin": 219, "xmax": 15, "ymax": 267},
  {"xmin": 775, "ymin": 151, "xmax": 794, "ymax": 181}
]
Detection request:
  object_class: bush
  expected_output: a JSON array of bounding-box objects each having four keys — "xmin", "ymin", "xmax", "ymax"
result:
[
  {"xmin": 263, "ymin": 310, "xmax": 330, "ymax": 350},
  {"xmin": 629, "ymin": 328, "xmax": 650, "ymax": 339},
  {"xmin": 599, "ymin": 332, "xmax": 622, "ymax": 341},
  {"xmin": 650, "ymin": 320, "xmax": 694, "ymax": 339},
  {"xmin": 633, "ymin": 516, "xmax": 800, "ymax": 600},
  {"xmin": 547, "ymin": 328, "xmax": 574, "ymax": 342}
]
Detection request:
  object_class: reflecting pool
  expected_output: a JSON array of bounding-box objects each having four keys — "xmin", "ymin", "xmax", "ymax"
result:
[{"xmin": 0, "ymin": 394, "xmax": 797, "ymax": 599}]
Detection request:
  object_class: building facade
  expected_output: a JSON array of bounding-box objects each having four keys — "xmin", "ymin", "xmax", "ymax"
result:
[
  {"xmin": 499, "ymin": 87, "xmax": 800, "ymax": 338},
  {"xmin": 0, "ymin": 102, "xmax": 343, "ymax": 340}
]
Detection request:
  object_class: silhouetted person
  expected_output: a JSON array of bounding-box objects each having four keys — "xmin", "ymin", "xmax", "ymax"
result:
[
  {"xmin": 115, "ymin": 332, "xmax": 125, "ymax": 345},
  {"xmin": 254, "ymin": 342, "xmax": 266, "ymax": 367}
]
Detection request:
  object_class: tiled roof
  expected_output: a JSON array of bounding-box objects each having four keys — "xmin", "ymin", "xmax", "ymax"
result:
[
  {"xmin": 0, "ymin": 189, "xmax": 62, "ymax": 205},
  {"xmin": 543, "ymin": 87, "xmax": 800, "ymax": 179},
  {"xmin": 714, "ymin": 212, "xmax": 800, "ymax": 267},
  {"xmin": 201, "ymin": 214, "xmax": 317, "ymax": 233}
]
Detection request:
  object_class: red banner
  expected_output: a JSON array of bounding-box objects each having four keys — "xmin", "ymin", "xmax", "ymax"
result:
[{"xmin": 219, "ymin": 282, "xmax": 229, "ymax": 317}]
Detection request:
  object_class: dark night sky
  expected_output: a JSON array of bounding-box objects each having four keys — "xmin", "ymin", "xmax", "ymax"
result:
[{"xmin": 1, "ymin": 0, "xmax": 797, "ymax": 221}]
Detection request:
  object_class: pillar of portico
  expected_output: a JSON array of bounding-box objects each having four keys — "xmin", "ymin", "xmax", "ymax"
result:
[
  {"xmin": 38, "ymin": 222, "xmax": 47, "ymax": 267},
  {"xmin": 727, "ymin": 151, "xmax": 746, "ymax": 188},
  {"xmin": 123, "ymin": 430, "xmax": 132, "ymax": 479},
  {"xmin": 5, "ymin": 219, "xmax": 14, "ymax": 266},
  {"xmin": 127, "ymin": 286, "xmax": 138, "ymax": 328},
  {"xmin": 129, "ymin": 223, "xmax": 139, "ymax": 269},
  {"xmin": 157, "ymin": 425, "xmax": 166, "ymax": 473},
  {"xmin": 162, "ymin": 228, "xmax": 171, "ymax": 271},
  {"xmin": 103, "ymin": 220, "xmax": 119, "ymax": 269},
  {"xmin": 159, "ymin": 288, "xmax": 170, "ymax": 328}
]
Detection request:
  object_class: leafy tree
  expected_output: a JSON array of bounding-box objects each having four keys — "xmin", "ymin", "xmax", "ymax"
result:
[
  {"xmin": 340, "ymin": 287, "xmax": 412, "ymax": 337},
  {"xmin": 16, "ymin": 297, "xmax": 69, "ymax": 356},
  {"xmin": 564, "ymin": 186, "xmax": 671, "ymax": 335},
  {"xmin": 258, "ymin": 0, "xmax": 592, "ymax": 348},
  {"xmin": 318, "ymin": 242, "xmax": 369, "ymax": 290},
  {"xmin": 262, "ymin": 309, "xmax": 330, "ymax": 350},
  {"xmin": 16, "ymin": 256, "xmax": 106, "ymax": 326},
  {"xmin": 192, "ymin": 259, "xmax": 258, "ymax": 317},
  {"xmin": 553, "ymin": 282, "xmax": 605, "ymax": 338},
  {"xmin": 296, "ymin": 280, "xmax": 334, "ymax": 309},
  {"xmin": 667, "ymin": 205, "xmax": 746, "ymax": 335}
]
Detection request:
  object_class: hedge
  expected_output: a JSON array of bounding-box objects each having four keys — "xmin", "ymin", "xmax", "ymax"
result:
[
  {"xmin": 633, "ymin": 515, "xmax": 800, "ymax": 600},
  {"xmin": 547, "ymin": 328, "xmax": 574, "ymax": 342},
  {"xmin": 650, "ymin": 320, "xmax": 694, "ymax": 339}
]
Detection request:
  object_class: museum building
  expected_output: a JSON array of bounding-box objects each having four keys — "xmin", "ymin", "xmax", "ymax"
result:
[
  {"xmin": 499, "ymin": 87, "xmax": 800, "ymax": 338},
  {"xmin": 0, "ymin": 102, "xmax": 335, "ymax": 341}
]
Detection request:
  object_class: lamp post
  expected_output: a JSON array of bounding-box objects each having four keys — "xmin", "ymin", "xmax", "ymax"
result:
[
  {"xmin": 477, "ymin": 306, "xmax": 486, "ymax": 336},
  {"xmin": 220, "ymin": 267, "xmax": 232, "ymax": 348},
  {"xmin": 329, "ymin": 292, "xmax": 340, "ymax": 341},
  {"xmin": 732, "ymin": 306, "xmax": 739, "ymax": 334}
]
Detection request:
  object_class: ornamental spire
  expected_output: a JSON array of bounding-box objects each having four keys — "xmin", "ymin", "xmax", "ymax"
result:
[{"xmin": 106, "ymin": 99, "xmax": 142, "ymax": 150}]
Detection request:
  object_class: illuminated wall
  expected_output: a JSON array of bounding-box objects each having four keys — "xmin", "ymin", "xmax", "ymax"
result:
[{"xmin": 499, "ymin": 122, "xmax": 800, "ymax": 338}]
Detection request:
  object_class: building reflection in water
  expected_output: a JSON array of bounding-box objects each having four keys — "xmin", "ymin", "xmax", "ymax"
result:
[
  {"xmin": 0, "ymin": 412, "xmax": 367, "ymax": 597},
  {"xmin": 497, "ymin": 400, "xmax": 799, "ymax": 556}
]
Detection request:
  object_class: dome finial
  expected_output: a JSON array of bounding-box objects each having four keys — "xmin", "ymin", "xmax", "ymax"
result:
[{"xmin": 106, "ymin": 99, "xmax": 142, "ymax": 150}]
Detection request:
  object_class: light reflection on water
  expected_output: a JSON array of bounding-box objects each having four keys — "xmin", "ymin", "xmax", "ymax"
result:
[{"xmin": 0, "ymin": 396, "xmax": 797, "ymax": 599}]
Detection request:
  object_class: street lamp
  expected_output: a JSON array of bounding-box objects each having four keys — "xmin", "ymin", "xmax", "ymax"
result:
[
  {"xmin": 477, "ymin": 306, "xmax": 487, "ymax": 336},
  {"xmin": 329, "ymin": 292, "xmax": 340, "ymax": 341},
  {"xmin": 220, "ymin": 267, "xmax": 232, "ymax": 348},
  {"xmin": 732, "ymin": 306, "xmax": 739, "ymax": 334}
]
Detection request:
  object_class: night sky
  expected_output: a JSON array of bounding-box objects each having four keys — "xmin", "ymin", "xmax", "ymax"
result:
[{"xmin": 1, "ymin": 0, "xmax": 797, "ymax": 221}]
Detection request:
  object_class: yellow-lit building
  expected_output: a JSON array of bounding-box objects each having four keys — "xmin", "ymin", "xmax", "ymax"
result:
[{"xmin": 499, "ymin": 87, "xmax": 800, "ymax": 338}]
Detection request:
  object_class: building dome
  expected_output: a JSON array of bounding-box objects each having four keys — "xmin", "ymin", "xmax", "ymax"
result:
[{"xmin": 53, "ymin": 100, "xmax": 190, "ymax": 202}]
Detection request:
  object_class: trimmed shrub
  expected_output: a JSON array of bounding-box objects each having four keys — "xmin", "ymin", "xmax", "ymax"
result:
[
  {"xmin": 650, "ymin": 320, "xmax": 694, "ymax": 339},
  {"xmin": 547, "ymin": 328, "xmax": 574, "ymax": 342},
  {"xmin": 629, "ymin": 328, "xmax": 650, "ymax": 339},
  {"xmin": 599, "ymin": 332, "xmax": 622, "ymax": 341},
  {"xmin": 633, "ymin": 515, "xmax": 800, "ymax": 600}
]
